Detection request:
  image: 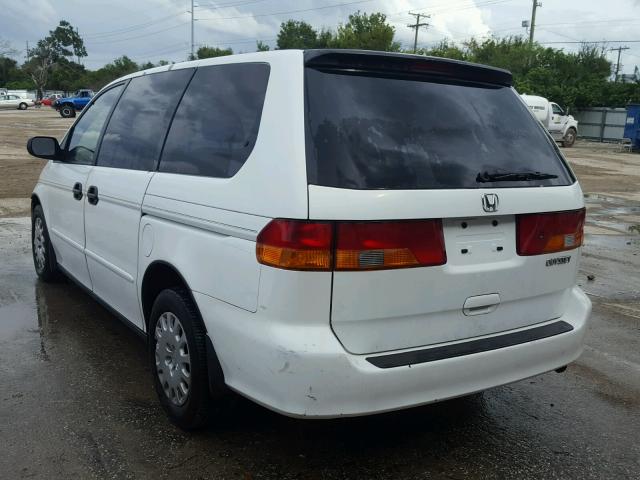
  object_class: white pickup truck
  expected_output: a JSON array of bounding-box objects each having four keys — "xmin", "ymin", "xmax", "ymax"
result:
[{"xmin": 521, "ymin": 94, "xmax": 578, "ymax": 147}]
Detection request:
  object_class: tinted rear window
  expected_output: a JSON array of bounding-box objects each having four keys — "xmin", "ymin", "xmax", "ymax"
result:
[
  {"xmin": 159, "ymin": 63, "xmax": 270, "ymax": 178},
  {"xmin": 305, "ymin": 68, "xmax": 573, "ymax": 189}
]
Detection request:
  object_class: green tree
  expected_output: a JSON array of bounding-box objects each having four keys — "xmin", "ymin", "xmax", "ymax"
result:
[
  {"xmin": 420, "ymin": 40, "xmax": 467, "ymax": 60},
  {"xmin": 332, "ymin": 11, "xmax": 399, "ymax": 51},
  {"xmin": 48, "ymin": 57, "xmax": 86, "ymax": 91},
  {"xmin": 83, "ymin": 56, "xmax": 139, "ymax": 90},
  {"xmin": 23, "ymin": 20, "xmax": 87, "ymax": 97},
  {"xmin": 197, "ymin": 46, "xmax": 233, "ymax": 59},
  {"xmin": 277, "ymin": 20, "xmax": 320, "ymax": 49},
  {"xmin": 256, "ymin": 40, "xmax": 270, "ymax": 52},
  {"xmin": 0, "ymin": 56, "xmax": 30, "ymax": 87}
]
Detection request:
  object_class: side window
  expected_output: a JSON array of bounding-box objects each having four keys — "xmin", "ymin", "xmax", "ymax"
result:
[
  {"xmin": 159, "ymin": 63, "xmax": 270, "ymax": 178},
  {"xmin": 97, "ymin": 69, "xmax": 194, "ymax": 171},
  {"xmin": 65, "ymin": 84, "xmax": 124, "ymax": 165},
  {"xmin": 551, "ymin": 104, "xmax": 563, "ymax": 115}
]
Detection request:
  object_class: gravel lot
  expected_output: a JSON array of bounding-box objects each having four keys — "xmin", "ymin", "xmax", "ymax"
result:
[{"xmin": 0, "ymin": 107, "xmax": 639, "ymax": 479}]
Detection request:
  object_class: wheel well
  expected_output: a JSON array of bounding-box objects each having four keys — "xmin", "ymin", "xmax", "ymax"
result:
[
  {"xmin": 31, "ymin": 194, "xmax": 41, "ymax": 212},
  {"xmin": 140, "ymin": 261, "xmax": 200, "ymax": 332}
]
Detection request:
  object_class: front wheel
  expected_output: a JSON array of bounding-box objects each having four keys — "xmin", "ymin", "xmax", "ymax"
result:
[
  {"xmin": 562, "ymin": 128, "xmax": 577, "ymax": 148},
  {"xmin": 59, "ymin": 105, "xmax": 76, "ymax": 118},
  {"xmin": 18, "ymin": 102, "xmax": 28, "ymax": 110},
  {"xmin": 149, "ymin": 288, "xmax": 217, "ymax": 430},
  {"xmin": 32, "ymin": 205, "xmax": 59, "ymax": 282}
]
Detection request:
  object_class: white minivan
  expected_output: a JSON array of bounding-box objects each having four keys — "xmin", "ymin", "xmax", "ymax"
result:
[{"xmin": 27, "ymin": 50, "xmax": 591, "ymax": 430}]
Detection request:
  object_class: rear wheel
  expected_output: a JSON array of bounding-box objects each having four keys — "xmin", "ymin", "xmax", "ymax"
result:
[
  {"xmin": 18, "ymin": 102, "xmax": 28, "ymax": 110},
  {"xmin": 562, "ymin": 128, "xmax": 576, "ymax": 148},
  {"xmin": 149, "ymin": 288, "xmax": 217, "ymax": 430},
  {"xmin": 59, "ymin": 104, "xmax": 75, "ymax": 118},
  {"xmin": 32, "ymin": 205, "xmax": 59, "ymax": 282}
]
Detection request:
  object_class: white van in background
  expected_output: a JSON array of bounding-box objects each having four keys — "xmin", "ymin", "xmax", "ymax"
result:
[
  {"xmin": 521, "ymin": 94, "xmax": 579, "ymax": 147},
  {"xmin": 26, "ymin": 50, "xmax": 591, "ymax": 430}
]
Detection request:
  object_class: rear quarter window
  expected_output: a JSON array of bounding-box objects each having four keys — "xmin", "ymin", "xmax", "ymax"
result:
[
  {"xmin": 305, "ymin": 68, "xmax": 573, "ymax": 190},
  {"xmin": 159, "ymin": 63, "xmax": 270, "ymax": 178}
]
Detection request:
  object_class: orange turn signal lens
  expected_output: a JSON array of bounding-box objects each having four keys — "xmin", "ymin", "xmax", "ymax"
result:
[
  {"xmin": 256, "ymin": 219, "xmax": 332, "ymax": 271},
  {"xmin": 516, "ymin": 208, "xmax": 585, "ymax": 256}
]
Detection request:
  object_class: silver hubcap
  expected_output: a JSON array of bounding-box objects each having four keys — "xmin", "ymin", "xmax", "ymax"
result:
[
  {"xmin": 155, "ymin": 312, "xmax": 191, "ymax": 406},
  {"xmin": 33, "ymin": 217, "xmax": 46, "ymax": 273}
]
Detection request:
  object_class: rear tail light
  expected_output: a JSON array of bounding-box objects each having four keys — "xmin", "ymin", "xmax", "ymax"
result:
[
  {"xmin": 256, "ymin": 220, "xmax": 333, "ymax": 271},
  {"xmin": 256, "ymin": 219, "xmax": 446, "ymax": 271},
  {"xmin": 516, "ymin": 208, "xmax": 585, "ymax": 256},
  {"xmin": 335, "ymin": 220, "xmax": 446, "ymax": 270}
]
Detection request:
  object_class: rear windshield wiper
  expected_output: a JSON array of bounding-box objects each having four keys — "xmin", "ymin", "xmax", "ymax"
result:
[{"xmin": 476, "ymin": 171, "xmax": 558, "ymax": 183}]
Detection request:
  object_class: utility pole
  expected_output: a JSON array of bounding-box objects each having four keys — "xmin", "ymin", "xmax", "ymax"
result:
[
  {"xmin": 407, "ymin": 12, "xmax": 430, "ymax": 54},
  {"xmin": 188, "ymin": 0, "xmax": 195, "ymax": 60},
  {"xmin": 610, "ymin": 46, "xmax": 630, "ymax": 82},
  {"xmin": 25, "ymin": 41, "xmax": 29, "ymax": 62},
  {"xmin": 529, "ymin": 0, "xmax": 541, "ymax": 44}
]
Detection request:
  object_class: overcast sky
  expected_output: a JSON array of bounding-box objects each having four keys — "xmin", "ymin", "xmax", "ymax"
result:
[{"xmin": 2, "ymin": 0, "xmax": 640, "ymax": 75}]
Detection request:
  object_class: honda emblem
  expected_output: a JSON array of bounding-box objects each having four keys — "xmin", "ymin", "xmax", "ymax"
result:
[{"xmin": 482, "ymin": 194, "xmax": 499, "ymax": 212}]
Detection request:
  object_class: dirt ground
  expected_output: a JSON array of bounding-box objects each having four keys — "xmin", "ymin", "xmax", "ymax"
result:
[{"xmin": 0, "ymin": 108, "xmax": 73, "ymax": 216}]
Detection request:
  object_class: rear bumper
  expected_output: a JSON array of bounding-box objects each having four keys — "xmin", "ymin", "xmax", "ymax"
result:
[{"xmin": 195, "ymin": 286, "xmax": 591, "ymax": 418}]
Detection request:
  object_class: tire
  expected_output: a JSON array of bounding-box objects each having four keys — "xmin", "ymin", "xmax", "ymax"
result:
[
  {"xmin": 31, "ymin": 205, "xmax": 59, "ymax": 282},
  {"xmin": 562, "ymin": 128, "xmax": 576, "ymax": 148},
  {"xmin": 59, "ymin": 105, "xmax": 76, "ymax": 118},
  {"xmin": 18, "ymin": 102, "xmax": 28, "ymax": 110},
  {"xmin": 149, "ymin": 288, "xmax": 217, "ymax": 430}
]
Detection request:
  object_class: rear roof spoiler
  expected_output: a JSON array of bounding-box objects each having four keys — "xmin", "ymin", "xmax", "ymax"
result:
[{"xmin": 303, "ymin": 49, "xmax": 513, "ymax": 87}]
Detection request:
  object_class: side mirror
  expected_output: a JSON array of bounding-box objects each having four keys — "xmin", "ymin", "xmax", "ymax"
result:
[{"xmin": 27, "ymin": 136, "xmax": 62, "ymax": 160}]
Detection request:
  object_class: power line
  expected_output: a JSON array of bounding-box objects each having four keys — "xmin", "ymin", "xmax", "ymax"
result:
[
  {"xmin": 540, "ymin": 40, "xmax": 640, "ymax": 44},
  {"xmin": 196, "ymin": 0, "xmax": 375, "ymax": 21},
  {"xmin": 85, "ymin": 22, "xmax": 189, "ymax": 45}
]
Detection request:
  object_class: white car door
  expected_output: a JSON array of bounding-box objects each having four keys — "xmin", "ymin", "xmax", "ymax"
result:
[
  {"xmin": 550, "ymin": 103, "xmax": 565, "ymax": 133},
  {"xmin": 39, "ymin": 83, "xmax": 125, "ymax": 288},
  {"xmin": 84, "ymin": 68, "xmax": 194, "ymax": 330},
  {"xmin": 0, "ymin": 95, "xmax": 10, "ymax": 109}
]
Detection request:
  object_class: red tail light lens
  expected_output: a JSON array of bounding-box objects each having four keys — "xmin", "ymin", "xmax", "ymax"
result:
[
  {"xmin": 256, "ymin": 219, "xmax": 333, "ymax": 271},
  {"xmin": 256, "ymin": 219, "xmax": 446, "ymax": 271},
  {"xmin": 516, "ymin": 208, "xmax": 585, "ymax": 256},
  {"xmin": 335, "ymin": 220, "xmax": 446, "ymax": 270}
]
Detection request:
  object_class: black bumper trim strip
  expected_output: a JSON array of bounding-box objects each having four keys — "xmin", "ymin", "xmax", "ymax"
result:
[{"xmin": 366, "ymin": 320, "xmax": 574, "ymax": 369}]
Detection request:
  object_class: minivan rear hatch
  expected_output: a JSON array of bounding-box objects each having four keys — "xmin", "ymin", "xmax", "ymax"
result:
[{"xmin": 304, "ymin": 51, "xmax": 583, "ymax": 355}]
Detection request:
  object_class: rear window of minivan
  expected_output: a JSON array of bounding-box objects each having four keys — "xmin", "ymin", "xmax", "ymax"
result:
[{"xmin": 304, "ymin": 68, "xmax": 573, "ymax": 190}]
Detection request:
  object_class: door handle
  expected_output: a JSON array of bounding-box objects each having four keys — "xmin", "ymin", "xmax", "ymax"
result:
[
  {"xmin": 463, "ymin": 294, "xmax": 500, "ymax": 316},
  {"xmin": 87, "ymin": 185, "xmax": 99, "ymax": 205},
  {"xmin": 72, "ymin": 182, "xmax": 83, "ymax": 200}
]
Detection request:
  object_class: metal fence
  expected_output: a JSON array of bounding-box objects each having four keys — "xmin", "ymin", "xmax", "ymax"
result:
[{"xmin": 574, "ymin": 107, "xmax": 628, "ymax": 142}]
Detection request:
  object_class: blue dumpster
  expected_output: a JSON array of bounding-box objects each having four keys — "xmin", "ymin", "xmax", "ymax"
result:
[{"xmin": 624, "ymin": 103, "xmax": 640, "ymax": 151}]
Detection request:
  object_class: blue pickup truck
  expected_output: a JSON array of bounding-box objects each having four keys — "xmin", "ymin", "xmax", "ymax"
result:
[{"xmin": 53, "ymin": 89, "xmax": 94, "ymax": 118}]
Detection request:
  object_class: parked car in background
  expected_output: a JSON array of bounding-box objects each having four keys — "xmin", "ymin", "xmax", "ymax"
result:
[
  {"xmin": 53, "ymin": 89, "xmax": 95, "ymax": 117},
  {"xmin": 26, "ymin": 50, "xmax": 591, "ymax": 430},
  {"xmin": 41, "ymin": 94, "xmax": 63, "ymax": 107},
  {"xmin": 0, "ymin": 94, "xmax": 34, "ymax": 110},
  {"xmin": 521, "ymin": 94, "xmax": 579, "ymax": 147}
]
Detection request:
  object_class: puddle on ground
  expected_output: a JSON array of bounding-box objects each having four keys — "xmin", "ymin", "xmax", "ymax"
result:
[
  {"xmin": 0, "ymin": 301, "xmax": 38, "ymax": 338},
  {"xmin": 585, "ymin": 234, "xmax": 640, "ymax": 250},
  {"xmin": 584, "ymin": 194, "xmax": 640, "ymax": 236}
]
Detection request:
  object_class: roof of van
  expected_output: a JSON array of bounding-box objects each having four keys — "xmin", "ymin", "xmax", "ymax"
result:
[{"xmin": 103, "ymin": 49, "xmax": 513, "ymax": 91}]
